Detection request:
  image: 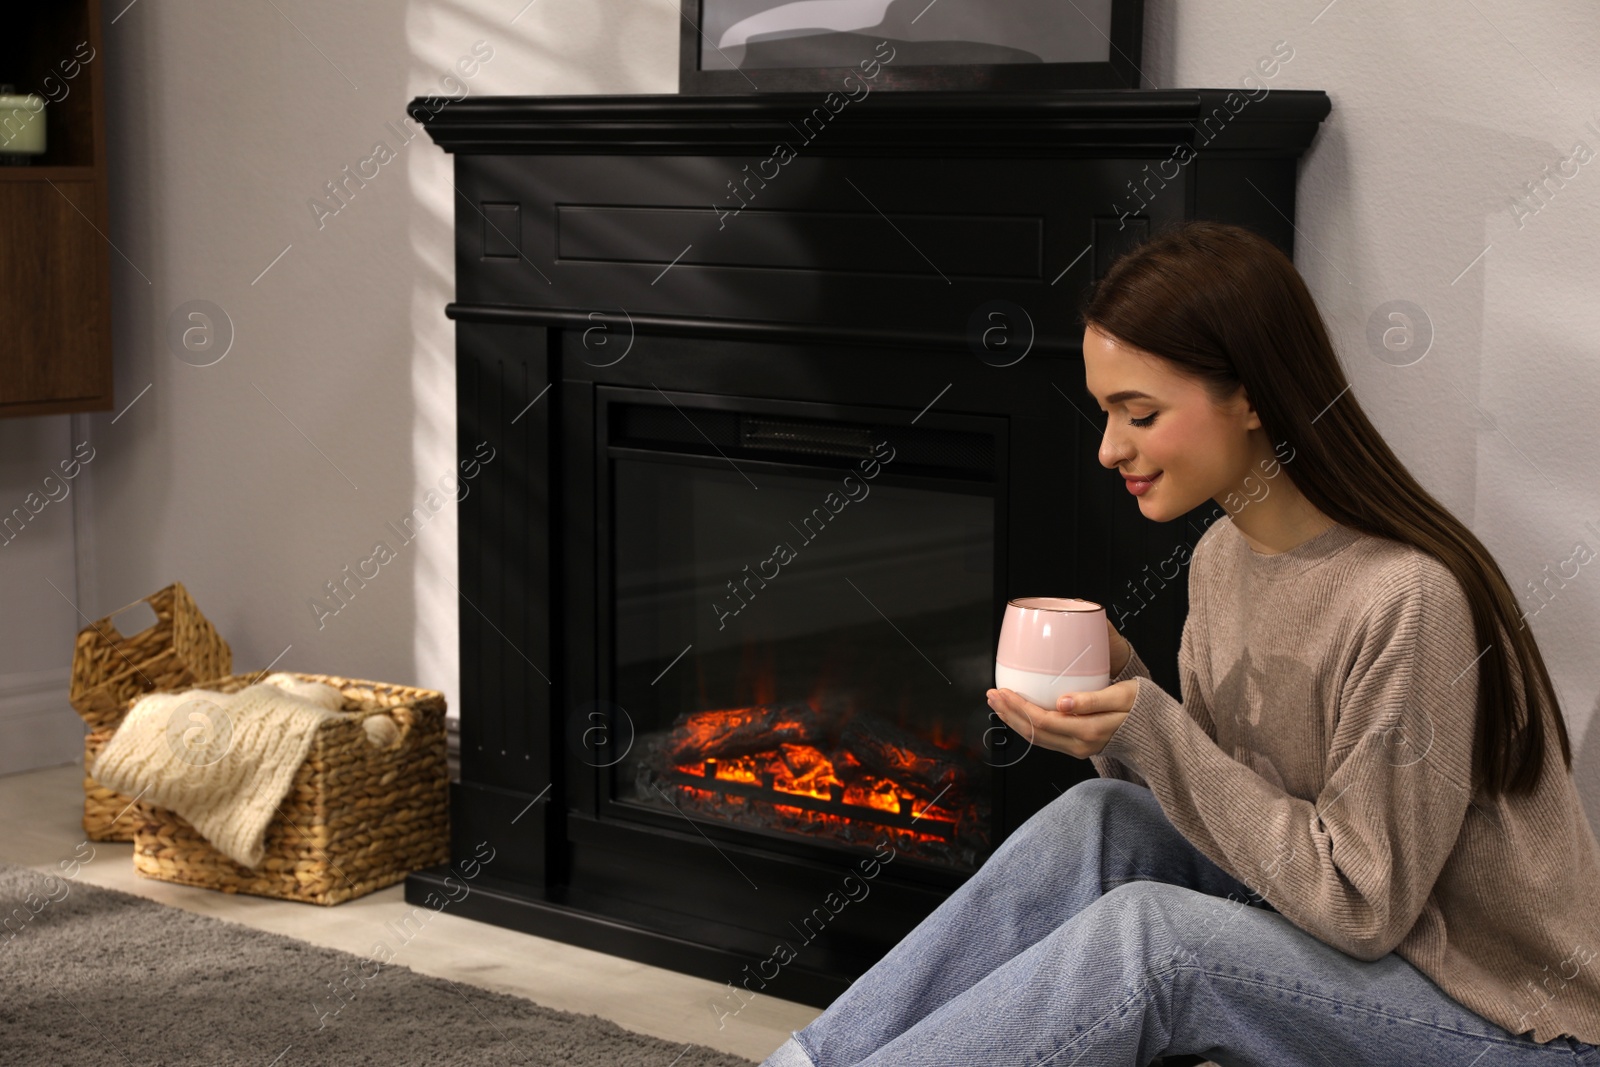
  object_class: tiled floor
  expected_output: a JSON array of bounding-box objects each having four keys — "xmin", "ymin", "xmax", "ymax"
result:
[{"xmin": 0, "ymin": 762, "xmax": 819, "ymax": 1063}]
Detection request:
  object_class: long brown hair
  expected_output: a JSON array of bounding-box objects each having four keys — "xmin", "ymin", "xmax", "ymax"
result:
[{"xmin": 1080, "ymin": 219, "xmax": 1571, "ymax": 798}]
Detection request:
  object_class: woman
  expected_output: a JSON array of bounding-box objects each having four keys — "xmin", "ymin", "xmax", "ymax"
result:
[{"xmin": 760, "ymin": 221, "xmax": 1600, "ymax": 1066}]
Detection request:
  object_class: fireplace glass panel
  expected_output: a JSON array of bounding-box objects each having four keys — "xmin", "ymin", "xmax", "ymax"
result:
[{"xmin": 612, "ymin": 455, "xmax": 995, "ymax": 869}]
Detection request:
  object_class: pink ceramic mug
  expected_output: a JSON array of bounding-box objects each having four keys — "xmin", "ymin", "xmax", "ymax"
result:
[{"xmin": 994, "ymin": 597, "xmax": 1111, "ymax": 710}]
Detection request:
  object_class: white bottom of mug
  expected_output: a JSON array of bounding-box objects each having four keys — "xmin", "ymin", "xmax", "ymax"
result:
[{"xmin": 993, "ymin": 663, "xmax": 1112, "ymax": 710}]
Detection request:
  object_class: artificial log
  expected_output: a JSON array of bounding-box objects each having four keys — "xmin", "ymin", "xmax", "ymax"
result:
[
  {"xmin": 832, "ymin": 719, "xmax": 972, "ymax": 805},
  {"xmin": 661, "ymin": 702, "xmax": 824, "ymax": 764},
  {"xmin": 656, "ymin": 703, "xmax": 978, "ymax": 811}
]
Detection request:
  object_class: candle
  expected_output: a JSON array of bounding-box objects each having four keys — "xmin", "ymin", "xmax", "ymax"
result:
[{"xmin": 0, "ymin": 85, "xmax": 47, "ymax": 162}]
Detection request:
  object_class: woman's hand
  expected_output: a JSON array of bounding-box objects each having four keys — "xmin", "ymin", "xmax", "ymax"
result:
[{"xmin": 985, "ymin": 680, "xmax": 1139, "ymax": 759}]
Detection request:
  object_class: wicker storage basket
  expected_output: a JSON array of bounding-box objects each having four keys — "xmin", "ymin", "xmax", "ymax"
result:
[
  {"xmin": 69, "ymin": 582, "xmax": 232, "ymax": 732},
  {"xmin": 130, "ymin": 671, "xmax": 448, "ymax": 906},
  {"xmin": 83, "ymin": 726, "xmax": 140, "ymax": 842}
]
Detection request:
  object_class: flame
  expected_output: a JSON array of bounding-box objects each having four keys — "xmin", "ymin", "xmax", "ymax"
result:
[
  {"xmin": 667, "ymin": 704, "xmax": 967, "ymax": 845},
  {"xmin": 735, "ymin": 638, "xmax": 778, "ymax": 708},
  {"xmin": 661, "ymin": 640, "xmax": 984, "ymax": 853}
]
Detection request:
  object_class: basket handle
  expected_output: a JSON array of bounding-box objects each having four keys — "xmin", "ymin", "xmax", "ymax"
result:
[{"xmin": 94, "ymin": 588, "xmax": 168, "ymax": 643}]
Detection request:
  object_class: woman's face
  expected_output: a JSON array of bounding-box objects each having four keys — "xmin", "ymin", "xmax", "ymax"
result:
[{"xmin": 1082, "ymin": 324, "xmax": 1262, "ymax": 522}]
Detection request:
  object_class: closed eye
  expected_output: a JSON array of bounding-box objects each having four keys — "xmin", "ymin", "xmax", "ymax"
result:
[{"xmin": 1129, "ymin": 413, "xmax": 1157, "ymax": 428}]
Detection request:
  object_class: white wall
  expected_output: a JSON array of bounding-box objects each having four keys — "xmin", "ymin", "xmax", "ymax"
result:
[
  {"xmin": 0, "ymin": 415, "xmax": 89, "ymax": 773},
  {"xmin": 2, "ymin": 0, "xmax": 1597, "ymax": 825},
  {"xmin": 0, "ymin": 0, "xmax": 680, "ymax": 777}
]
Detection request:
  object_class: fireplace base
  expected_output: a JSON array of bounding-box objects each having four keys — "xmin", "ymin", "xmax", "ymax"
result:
[
  {"xmin": 411, "ymin": 778, "xmax": 973, "ymax": 1008},
  {"xmin": 406, "ymin": 864, "xmax": 859, "ymax": 1007}
]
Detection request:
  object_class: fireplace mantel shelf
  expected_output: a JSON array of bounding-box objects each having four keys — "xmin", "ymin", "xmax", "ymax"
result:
[{"xmin": 414, "ymin": 89, "xmax": 1331, "ymax": 156}]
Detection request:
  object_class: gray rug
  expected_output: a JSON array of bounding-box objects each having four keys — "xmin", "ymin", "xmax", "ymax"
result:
[{"xmin": 0, "ymin": 863, "xmax": 758, "ymax": 1066}]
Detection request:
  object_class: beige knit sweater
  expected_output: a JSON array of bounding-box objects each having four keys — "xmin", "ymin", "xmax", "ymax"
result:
[
  {"xmin": 91, "ymin": 673, "xmax": 347, "ymax": 869},
  {"xmin": 1091, "ymin": 514, "xmax": 1600, "ymax": 1045}
]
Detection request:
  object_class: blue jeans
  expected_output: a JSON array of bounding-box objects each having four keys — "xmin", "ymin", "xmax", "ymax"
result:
[{"xmin": 760, "ymin": 778, "xmax": 1600, "ymax": 1067}]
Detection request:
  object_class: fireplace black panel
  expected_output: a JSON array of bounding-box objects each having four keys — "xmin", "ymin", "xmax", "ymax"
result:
[{"xmin": 408, "ymin": 90, "xmax": 1331, "ymax": 1006}]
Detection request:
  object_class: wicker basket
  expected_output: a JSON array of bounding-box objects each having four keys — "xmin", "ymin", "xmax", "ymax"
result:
[
  {"xmin": 131, "ymin": 671, "xmax": 449, "ymax": 906},
  {"xmin": 69, "ymin": 582, "xmax": 232, "ymax": 732},
  {"xmin": 83, "ymin": 726, "xmax": 141, "ymax": 843}
]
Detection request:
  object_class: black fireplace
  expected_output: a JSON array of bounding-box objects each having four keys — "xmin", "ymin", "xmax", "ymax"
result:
[{"xmin": 406, "ymin": 89, "xmax": 1330, "ymax": 1006}]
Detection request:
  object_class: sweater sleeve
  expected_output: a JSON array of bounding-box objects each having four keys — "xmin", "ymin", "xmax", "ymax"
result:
[
  {"xmin": 1091, "ymin": 632, "xmax": 1222, "ymax": 790},
  {"xmin": 1089, "ymin": 647, "xmax": 1154, "ymax": 787},
  {"xmin": 1096, "ymin": 554, "xmax": 1479, "ymax": 961}
]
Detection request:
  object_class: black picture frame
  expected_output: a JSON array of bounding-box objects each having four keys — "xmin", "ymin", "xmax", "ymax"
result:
[{"xmin": 678, "ymin": 0, "xmax": 1145, "ymax": 94}]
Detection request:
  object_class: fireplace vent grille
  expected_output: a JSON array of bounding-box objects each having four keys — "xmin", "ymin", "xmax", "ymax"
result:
[
  {"xmin": 614, "ymin": 403, "xmax": 995, "ymax": 478},
  {"xmin": 741, "ymin": 417, "xmax": 875, "ymax": 460}
]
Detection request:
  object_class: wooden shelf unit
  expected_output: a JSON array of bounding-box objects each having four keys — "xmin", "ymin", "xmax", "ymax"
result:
[{"xmin": 0, "ymin": 0, "xmax": 112, "ymax": 418}]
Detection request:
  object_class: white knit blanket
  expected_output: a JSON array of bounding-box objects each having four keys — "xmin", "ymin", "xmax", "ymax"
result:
[{"xmin": 90, "ymin": 673, "xmax": 348, "ymax": 869}]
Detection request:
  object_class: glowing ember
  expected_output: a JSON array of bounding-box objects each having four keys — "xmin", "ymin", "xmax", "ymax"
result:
[{"xmin": 639, "ymin": 701, "xmax": 989, "ymax": 864}]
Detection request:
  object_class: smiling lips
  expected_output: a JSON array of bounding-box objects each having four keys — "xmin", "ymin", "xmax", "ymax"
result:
[{"xmin": 1123, "ymin": 471, "xmax": 1161, "ymax": 496}]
